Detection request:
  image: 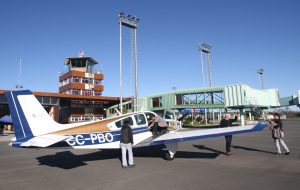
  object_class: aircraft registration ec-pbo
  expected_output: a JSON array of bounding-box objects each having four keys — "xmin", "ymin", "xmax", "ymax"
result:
[{"xmin": 4, "ymin": 90, "xmax": 267, "ymax": 160}]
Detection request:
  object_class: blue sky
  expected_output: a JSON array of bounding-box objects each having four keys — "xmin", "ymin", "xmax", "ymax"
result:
[{"xmin": 0, "ymin": 0, "xmax": 299, "ymax": 98}]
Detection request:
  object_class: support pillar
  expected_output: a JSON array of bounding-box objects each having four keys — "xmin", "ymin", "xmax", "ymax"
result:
[
  {"xmin": 204, "ymin": 108, "xmax": 208, "ymax": 125},
  {"xmin": 212, "ymin": 109, "xmax": 214, "ymax": 123},
  {"xmin": 239, "ymin": 108, "xmax": 245, "ymax": 126}
]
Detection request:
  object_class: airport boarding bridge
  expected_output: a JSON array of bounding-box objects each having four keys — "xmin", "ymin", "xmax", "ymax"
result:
[
  {"xmin": 279, "ymin": 90, "xmax": 300, "ymax": 107},
  {"xmin": 107, "ymin": 84, "xmax": 281, "ymax": 125}
]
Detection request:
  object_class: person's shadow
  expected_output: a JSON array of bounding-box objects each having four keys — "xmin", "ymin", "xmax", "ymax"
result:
[
  {"xmin": 231, "ymin": 145, "xmax": 275, "ymax": 154},
  {"xmin": 193, "ymin": 144, "xmax": 227, "ymax": 156},
  {"xmin": 193, "ymin": 144, "xmax": 276, "ymax": 155}
]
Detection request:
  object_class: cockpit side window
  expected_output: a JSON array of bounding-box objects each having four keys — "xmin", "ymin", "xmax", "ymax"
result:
[
  {"xmin": 115, "ymin": 117, "xmax": 133, "ymax": 128},
  {"xmin": 134, "ymin": 114, "xmax": 146, "ymax": 125},
  {"xmin": 165, "ymin": 111, "xmax": 175, "ymax": 120}
]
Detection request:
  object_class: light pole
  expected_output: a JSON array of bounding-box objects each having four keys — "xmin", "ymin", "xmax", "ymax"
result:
[
  {"xmin": 16, "ymin": 58, "xmax": 23, "ymax": 90},
  {"xmin": 118, "ymin": 12, "xmax": 139, "ymax": 113},
  {"xmin": 199, "ymin": 43, "xmax": 212, "ymax": 125},
  {"xmin": 199, "ymin": 45, "xmax": 205, "ymax": 87},
  {"xmin": 119, "ymin": 12, "xmax": 123, "ymax": 115},
  {"xmin": 199, "ymin": 42, "xmax": 212, "ymax": 87}
]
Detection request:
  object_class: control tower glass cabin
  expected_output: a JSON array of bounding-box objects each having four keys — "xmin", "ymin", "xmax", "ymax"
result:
[{"xmin": 59, "ymin": 56, "xmax": 104, "ymax": 96}]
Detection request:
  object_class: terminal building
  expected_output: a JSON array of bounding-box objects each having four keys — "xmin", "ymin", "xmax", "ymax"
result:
[{"xmin": 107, "ymin": 84, "xmax": 286, "ymax": 125}]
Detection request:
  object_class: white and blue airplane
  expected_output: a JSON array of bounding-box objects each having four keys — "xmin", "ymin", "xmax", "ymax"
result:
[{"xmin": 5, "ymin": 90, "xmax": 267, "ymax": 160}]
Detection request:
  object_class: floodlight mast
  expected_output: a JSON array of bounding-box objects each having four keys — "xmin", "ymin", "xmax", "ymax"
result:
[
  {"xmin": 199, "ymin": 42, "xmax": 212, "ymax": 87},
  {"xmin": 118, "ymin": 12, "xmax": 140, "ymax": 114},
  {"xmin": 119, "ymin": 13, "xmax": 123, "ymax": 115},
  {"xmin": 199, "ymin": 45, "xmax": 205, "ymax": 87},
  {"xmin": 257, "ymin": 69, "xmax": 264, "ymax": 89}
]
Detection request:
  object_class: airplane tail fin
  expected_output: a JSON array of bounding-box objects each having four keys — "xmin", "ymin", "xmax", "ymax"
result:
[{"xmin": 4, "ymin": 90, "xmax": 61, "ymax": 143}]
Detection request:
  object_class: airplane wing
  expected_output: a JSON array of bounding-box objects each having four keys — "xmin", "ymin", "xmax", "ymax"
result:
[{"xmin": 136, "ymin": 123, "xmax": 266, "ymax": 147}]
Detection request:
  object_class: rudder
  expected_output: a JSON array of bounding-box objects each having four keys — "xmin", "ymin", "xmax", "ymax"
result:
[{"xmin": 4, "ymin": 90, "xmax": 34, "ymax": 141}]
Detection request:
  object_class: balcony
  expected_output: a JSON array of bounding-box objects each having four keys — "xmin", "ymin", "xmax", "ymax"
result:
[{"xmin": 59, "ymin": 70, "xmax": 104, "ymax": 82}]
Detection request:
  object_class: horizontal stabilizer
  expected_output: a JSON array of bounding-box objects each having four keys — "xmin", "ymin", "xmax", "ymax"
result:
[{"xmin": 20, "ymin": 134, "xmax": 68, "ymax": 147}]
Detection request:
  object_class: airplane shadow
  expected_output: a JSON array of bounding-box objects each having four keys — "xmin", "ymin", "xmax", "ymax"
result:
[
  {"xmin": 36, "ymin": 149, "xmax": 120, "ymax": 170},
  {"xmin": 134, "ymin": 145, "xmax": 219, "ymax": 159},
  {"xmin": 37, "ymin": 151, "xmax": 88, "ymax": 169},
  {"xmin": 36, "ymin": 145, "xmax": 219, "ymax": 170},
  {"xmin": 231, "ymin": 145, "xmax": 275, "ymax": 155}
]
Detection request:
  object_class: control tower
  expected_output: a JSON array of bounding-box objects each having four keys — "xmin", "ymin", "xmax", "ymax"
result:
[{"xmin": 59, "ymin": 51, "xmax": 104, "ymax": 96}]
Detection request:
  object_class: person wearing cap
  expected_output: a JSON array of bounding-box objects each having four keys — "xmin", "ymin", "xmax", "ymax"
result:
[{"xmin": 120, "ymin": 120, "xmax": 135, "ymax": 168}]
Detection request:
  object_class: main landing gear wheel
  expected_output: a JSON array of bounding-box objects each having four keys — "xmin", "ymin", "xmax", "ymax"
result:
[
  {"xmin": 164, "ymin": 142, "xmax": 178, "ymax": 161},
  {"xmin": 164, "ymin": 152, "xmax": 175, "ymax": 161}
]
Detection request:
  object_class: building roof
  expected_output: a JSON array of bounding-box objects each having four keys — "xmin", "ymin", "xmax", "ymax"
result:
[
  {"xmin": 64, "ymin": 57, "xmax": 98, "ymax": 65},
  {"xmin": 0, "ymin": 90, "xmax": 130, "ymax": 105}
]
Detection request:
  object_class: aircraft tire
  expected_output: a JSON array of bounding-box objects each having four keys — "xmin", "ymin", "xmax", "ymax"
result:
[{"xmin": 164, "ymin": 152, "xmax": 175, "ymax": 161}]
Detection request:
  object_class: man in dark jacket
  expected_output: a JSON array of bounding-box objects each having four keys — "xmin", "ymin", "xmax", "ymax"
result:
[
  {"xmin": 220, "ymin": 112, "xmax": 238, "ymax": 156},
  {"xmin": 120, "ymin": 120, "xmax": 134, "ymax": 168}
]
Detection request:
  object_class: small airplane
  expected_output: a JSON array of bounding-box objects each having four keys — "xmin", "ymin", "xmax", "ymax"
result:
[{"xmin": 5, "ymin": 90, "xmax": 267, "ymax": 160}]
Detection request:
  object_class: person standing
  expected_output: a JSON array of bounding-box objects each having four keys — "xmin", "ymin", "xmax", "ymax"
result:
[
  {"xmin": 269, "ymin": 113, "xmax": 290, "ymax": 155},
  {"xmin": 120, "ymin": 120, "xmax": 135, "ymax": 168},
  {"xmin": 220, "ymin": 112, "xmax": 238, "ymax": 156},
  {"xmin": 0, "ymin": 122, "xmax": 5, "ymax": 135}
]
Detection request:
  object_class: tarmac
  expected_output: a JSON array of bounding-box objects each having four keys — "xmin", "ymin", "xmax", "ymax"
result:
[{"xmin": 0, "ymin": 120, "xmax": 299, "ymax": 190}]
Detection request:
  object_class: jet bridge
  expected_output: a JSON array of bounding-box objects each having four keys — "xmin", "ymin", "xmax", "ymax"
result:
[
  {"xmin": 107, "ymin": 84, "xmax": 280, "ymax": 126},
  {"xmin": 279, "ymin": 90, "xmax": 300, "ymax": 107},
  {"xmin": 223, "ymin": 84, "xmax": 280, "ymax": 125}
]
